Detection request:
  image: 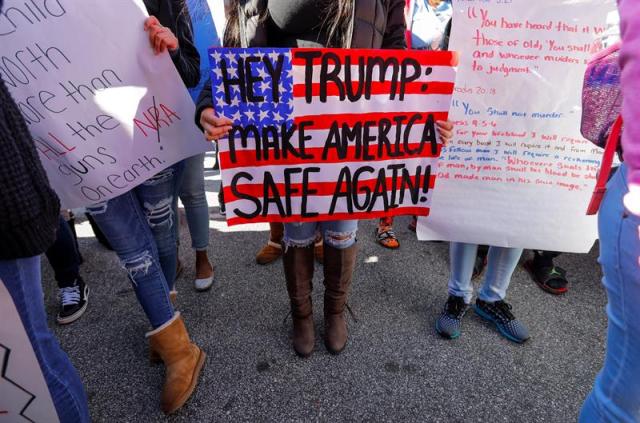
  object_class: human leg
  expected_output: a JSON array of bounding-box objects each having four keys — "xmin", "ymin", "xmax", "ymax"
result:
[
  {"xmin": 256, "ymin": 222, "xmax": 284, "ymax": 264},
  {"xmin": 435, "ymin": 242, "xmax": 478, "ymax": 339},
  {"xmin": 320, "ymin": 220, "xmax": 358, "ymax": 354},
  {"xmin": 376, "ymin": 216, "xmax": 399, "ymax": 249},
  {"xmin": 477, "ymin": 246, "xmax": 524, "ymax": 303},
  {"xmin": 179, "ymin": 154, "xmax": 214, "ymax": 290},
  {"xmin": 86, "ymin": 193, "xmax": 174, "ymax": 328},
  {"xmin": 581, "ymin": 164, "xmax": 640, "ymax": 422},
  {"xmin": 87, "ymin": 192, "xmax": 205, "ymax": 414},
  {"xmin": 135, "ymin": 165, "xmax": 181, "ymax": 291},
  {"xmin": 447, "ymin": 242, "xmax": 479, "ymax": 303},
  {"xmin": 45, "ymin": 216, "xmax": 88, "ymax": 324},
  {"xmin": 526, "ymin": 250, "xmax": 569, "ymax": 295},
  {"xmin": 0, "ymin": 256, "xmax": 90, "ymax": 422},
  {"xmin": 282, "ymin": 222, "xmax": 318, "ymax": 356},
  {"xmin": 474, "ymin": 246, "xmax": 528, "ymax": 343}
]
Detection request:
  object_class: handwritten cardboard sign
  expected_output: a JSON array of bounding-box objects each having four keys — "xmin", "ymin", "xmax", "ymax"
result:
[
  {"xmin": 0, "ymin": 279, "xmax": 59, "ymax": 423},
  {"xmin": 209, "ymin": 48, "xmax": 458, "ymax": 225},
  {"xmin": 418, "ymin": 0, "xmax": 617, "ymax": 253},
  {"xmin": 0, "ymin": 0, "xmax": 210, "ymax": 208}
]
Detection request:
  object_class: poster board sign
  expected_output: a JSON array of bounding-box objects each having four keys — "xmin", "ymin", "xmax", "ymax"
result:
[
  {"xmin": 418, "ymin": 0, "xmax": 617, "ymax": 253},
  {"xmin": 0, "ymin": 279, "xmax": 59, "ymax": 423},
  {"xmin": 209, "ymin": 47, "xmax": 458, "ymax": 225},
  {"xmin": 0, "ymin": 0, "xmax": 210, "ymax": 209}
]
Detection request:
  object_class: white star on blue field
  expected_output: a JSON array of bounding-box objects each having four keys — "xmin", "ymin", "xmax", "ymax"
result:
[{"xmin": 209, "ymin": 48, "xmax": 294, "ymax": 130}]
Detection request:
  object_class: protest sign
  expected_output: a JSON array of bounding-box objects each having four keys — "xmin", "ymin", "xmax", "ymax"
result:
[
  {"xmin": 0, "ymin": 0, "xmax": 210, "ymax": 209},
  {"xmin": 0, "ymin": 280, "xmax": 59, "ymax": 423},
  {"xmin": 418, "ymin": 0, "xmax": 618, "ymax": 253},
  {"xmin": 209, "ymin": 48, "xmax": 458, "ymax": 225}
]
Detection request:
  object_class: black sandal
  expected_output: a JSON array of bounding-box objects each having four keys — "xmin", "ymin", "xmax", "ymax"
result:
[{"xmin": 523, "ymin": 260, "xmax": 569, "ymax": 295}]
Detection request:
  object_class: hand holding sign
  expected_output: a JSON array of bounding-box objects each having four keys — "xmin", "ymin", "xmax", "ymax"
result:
[
  {"xmin": 436, "ymin": 120, "xmax": 454, "ymax": 145},
  {"xmin": 200, "ymin": 107, "xmax": 233, "ymax": 141},
  {"xmin": 208, "ymin": 47, "xmax": 458, "ymax": 225},
  {"xmin": 144, "ymin": 16, "xmax": 179, "ymax": 54}
]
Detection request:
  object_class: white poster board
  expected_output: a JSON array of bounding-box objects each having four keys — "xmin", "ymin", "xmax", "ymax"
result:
[
  {"xmin": 207, "ymin": 0, "xmax": 227, "ymax": 42},
  {"xmin": 418, "ymin": 0, "xmax": 618, "ymax": 253},
  {"xmin": 0, "ymin": 280, "xmax": 59, "ymax": 423},
  {"xmin": 0, "ymin": 0, "xmax": 210, "ymax": 209}
]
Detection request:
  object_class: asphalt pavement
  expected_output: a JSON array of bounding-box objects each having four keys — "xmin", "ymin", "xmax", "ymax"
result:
[{"xmin": 42, "ymin": 160, "xmax": 607, "ymax": 423}]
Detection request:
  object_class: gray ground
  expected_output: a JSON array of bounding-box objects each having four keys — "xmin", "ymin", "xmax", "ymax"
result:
[{"xmin": 43, "ymin": 163, "xmax": 607, "ymax": 423}]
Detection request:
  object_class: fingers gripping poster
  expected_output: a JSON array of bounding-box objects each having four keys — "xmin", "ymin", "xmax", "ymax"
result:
[
  {"xmin": 209, "ymin": 48, "xmax": 458, "ymax": 225},
  {"xmin": 0, "ymin": 0, "xmax": 210, "ymax": 208},
  {"xmin": 417, "ymin": 0, "xmax": 618, "ymax": 253}
]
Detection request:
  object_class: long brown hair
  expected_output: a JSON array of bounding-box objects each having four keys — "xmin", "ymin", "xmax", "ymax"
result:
[
  {"xmin": 323, "ymin": 0, "xmax": 353, "ymax": 48},
  {"xmin": 223, "ymin": 0, "xmax": 353, "ymax": 48}
]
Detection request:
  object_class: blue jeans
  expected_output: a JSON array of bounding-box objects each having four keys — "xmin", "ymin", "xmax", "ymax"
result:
[
  {"xmin": 448, "ymin": 243, "xmax": 523, "ymax": 304},
  {"xmin": 0, "ymin": 256, "xmax": 90, "ymax": 423},
  {"xmin": 283, "ymin": 220, "xmax": 358, "ymax": 249},
  {"xmin": 178, "ymin": 154, "xmax": 210, "ymax": 251},
  {"xmin": 87, "ymin": 167, "xmax": 177, "ymax": 328},
  {"xmin": 580, "ymin": 164, "xmax": 640, "ymax": 423}
]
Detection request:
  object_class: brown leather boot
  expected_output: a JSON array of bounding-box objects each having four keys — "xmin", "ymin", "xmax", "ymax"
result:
[
  {"xmin": 146, "ymin": 313, "xmax": 206, "ymax": 414},
  {"xmin": 283, "ymin": 244, "xmax": 315, "ymax": 357},
  {"xmin": 323, "ymin": 243, "xmax": 357, "ymax": 355}
]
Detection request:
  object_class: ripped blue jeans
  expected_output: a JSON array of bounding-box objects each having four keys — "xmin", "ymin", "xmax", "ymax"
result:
[
  {"xmin": 283, "ymin": 220, "xmax": 358, "ymax": 250},
  {"xmin": 87, "ymin": 165, "xmax": 180, "ymax": 328}
]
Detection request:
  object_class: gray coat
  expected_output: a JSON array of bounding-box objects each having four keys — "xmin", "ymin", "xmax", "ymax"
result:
[{"xmin": 195, "ymin": 0, "xmax": 407, "ymax": 126}]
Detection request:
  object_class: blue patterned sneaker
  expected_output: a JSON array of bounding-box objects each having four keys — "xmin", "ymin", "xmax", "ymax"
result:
[
  {"xmin": 474, "ymin": 299, "xmax": 530, "ymax": 343},
  {"xmin": 435, "ymin": 295, "xmax": 469, "ymax": 339}
]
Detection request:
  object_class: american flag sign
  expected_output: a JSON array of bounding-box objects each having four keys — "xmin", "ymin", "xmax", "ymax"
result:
[{"xmin": 209, "ymin": 48, "xmax": 458, "ymax": 225}]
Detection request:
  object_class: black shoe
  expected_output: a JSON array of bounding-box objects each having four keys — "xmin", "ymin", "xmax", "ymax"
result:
[
  {"xmin": 474, "ymin": 299, "xmax": 530, "ymax": 343},
  {"xmin": 218, "ymin": 190, "xmax": 226, "ymax": 216},
  {"xmin": 57, "ymin": 278, "xmax": 89, "ymax": 325},
  {"xmin": 435, "ymin": 295, "xmax": 469, "ymax": 339}
]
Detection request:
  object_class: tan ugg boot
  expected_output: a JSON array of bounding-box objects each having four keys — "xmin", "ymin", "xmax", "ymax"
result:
[
  {"xmin": 146, "ymin": 313, "xmax": 206, "ymax": 415},
  {"xmin": 283, "ymin": 245, "xmax": 315, "ymax": 357},
  {"xmin": 256, "ymin": 223, "xmax": 284, "ymax": 264},
  {"xmin": 314, "ymin": 238, "xmax": 324, "ymax": 264},
  {"xmin": 323, "ymin": 244, "xmax": 357, "ymax": 355}
]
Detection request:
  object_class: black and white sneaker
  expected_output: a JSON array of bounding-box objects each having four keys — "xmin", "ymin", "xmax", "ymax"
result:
[{"xmin": 57, "ymin": 278, "xmax": 89, "ymax": 325}]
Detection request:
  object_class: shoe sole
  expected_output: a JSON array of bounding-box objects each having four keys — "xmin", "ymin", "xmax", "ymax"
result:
[
  {"xmin": 256, "ymin": 256, "xmax": 281, "ymax": 265},
  {"xmin": 435, "ymin": 320, "xmax": 460, "ymax": 340},
  {"xmin": 473, "ymin": 306, "xmax": 528, "ymax": 344},
  {"xmin": 163, "ymin": 349, "xmax": 207, "ymax": 415},
  {"xmin": 325, "ymin": 340, "xmax": 347, "ymax": 355},
  {"xmin": 194, "ymin": 277, "xmax": 214, "ymax": 292},
  {"xmin": 57, "ymin": 286, "xmax": 89, "ymax": 325}
]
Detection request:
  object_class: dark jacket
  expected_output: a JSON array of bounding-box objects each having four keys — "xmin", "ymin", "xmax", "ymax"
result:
[
  {"xmin": 194, "ymin": 0, "xmax": 407, "ymax": 126},
  {"xmin": 0, "ymin": 79, "xmax": 60, "ymax": 260},
  {"xmin": 144, "ymin": 0, "xmax": 201, "ymax": 88}
]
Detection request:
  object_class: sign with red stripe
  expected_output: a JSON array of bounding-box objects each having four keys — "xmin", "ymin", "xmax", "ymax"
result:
[{"xmin": 209, "ymin": 48, "xmax": 458, "ymax": 225}]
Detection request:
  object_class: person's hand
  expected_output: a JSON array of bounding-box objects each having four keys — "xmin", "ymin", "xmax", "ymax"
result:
[
  {"xmin": 200, "ymin": 107, "xmax": 233, "ymax": 141},
  {"xmin": 144, "ymin": 16, "xmax": 179, "ymax": 54},
  {"xmin": 436, "ymin": 120, "xmax": 453, "ymax": 146}
]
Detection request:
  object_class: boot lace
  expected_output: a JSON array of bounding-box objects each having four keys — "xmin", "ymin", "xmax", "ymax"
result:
[
  {"xmin": 489, "ymin": 300, "xmax": 515, "ymax": 323},
  {"xmin": 60, "ymin": 286, "xmax": 81, "ymax": 307},
  {"xmin": 445, "ymin": 296, "xmax": 468, "ymax": 319}
]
